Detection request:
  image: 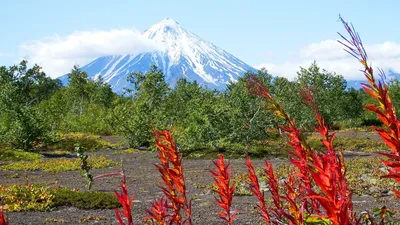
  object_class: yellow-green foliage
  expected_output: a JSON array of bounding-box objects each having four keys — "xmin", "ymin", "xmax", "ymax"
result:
[
  {"xmin": 0, "ymin": 184, "xmax": 121, "ymax": 212},
  {"xmin": 307, "ymin": 135, "xmax": 388, "ymax": 153},
  {"xmin": 1, "ymin": 155, "xmax": 119, "ymax": 172},
  {"xmin": 112, "ymin": 148, "xmax": 139, "ymax": 155},
  {"xmin": 0, "ymin": 148, "xmax": 42, "ymax": 161},
  {"xmin": 0, "ymin": 184, "xmax": 54, "ymax": 212},
  {"xmin": 47, "ymin": 132, "xmax": 117, "ymax": 152}
]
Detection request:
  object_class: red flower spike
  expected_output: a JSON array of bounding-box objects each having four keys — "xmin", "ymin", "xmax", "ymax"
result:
[
  {"xmin": 339, "ymin": 15, "xmax": 400, "ymax": 197},
  {"xmin": 0, "ymin": 208, "xmax": 8, "ymax": 225},
  {"xmin": 151, "ymin": 130, "xmax": 192, "ymax": 225},
  {"xmin": 245, "ymin": 154, "xmax": 271, "ymax": 224},
  {"xmin": 94, "ymin": 171, "xmax": 134, "ymax": 225},
  {"xmin": 211, "ymin": 154, "xmax": 238, "ymax": 224},
  {"xmin": 247, "ymin": 73, "xmax": 355, "ymax": 224},
  {"xmin": 144, "ymin": 198, "xmax": 170, "ymax": 225}
]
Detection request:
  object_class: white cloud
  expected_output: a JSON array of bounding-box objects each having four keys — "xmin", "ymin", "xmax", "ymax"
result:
[
  {"xmin": 19, "ymin": 28, "xmax": 163, "ymax": 78},
  {"xmin": 257, "ymin": 40, "xmax": 400, "ymax": 81}
]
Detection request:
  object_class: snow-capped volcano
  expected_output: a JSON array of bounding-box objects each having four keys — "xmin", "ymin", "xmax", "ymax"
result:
[{"xmin": 63, "ymin": 18, "xmax": 256, "ymax": 93}]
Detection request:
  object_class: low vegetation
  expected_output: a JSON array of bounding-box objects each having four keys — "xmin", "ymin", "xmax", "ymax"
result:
[
  {"xmin": 0, "ymin": 184, "xmax": 120, "ymax": 212},
  {"xmin": 0, "ymin": 148, "xmax": 42, "ymax": 161},
  {"xmin": 0, "ymin": 184, "xmax": 54, "ymax": 212},
  {"xmin": 0, "ymin": 155, "xmax": 119, "ymax": 173},
  {"xmin": 45, "ymin": 132, "xmax": 117, "ymax": 152},
  {"xmin": 51, "ymin": 188, "xmax": 121, "ymax": 210}
]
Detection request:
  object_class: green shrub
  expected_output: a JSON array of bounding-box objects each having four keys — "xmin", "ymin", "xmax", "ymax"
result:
[{"xmin": 51, "ymin": 188, "xmax": 120, "ymax": 209}]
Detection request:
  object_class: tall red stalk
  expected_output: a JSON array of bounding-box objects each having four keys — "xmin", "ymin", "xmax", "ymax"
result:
[
  {"xmin": 247, "ymin": 75, "xmax": 355, "ymax": 224},
  {"xmin": 94, "ymin": 171, "xmax": 134, "ymax": 225},
  {"xmin": 245, "ymin": 155, "xmax": 271, "ymax": 224},
  {"xmin": 210, "ymin": 154, "xmax": 238, "ymax": 224},
  {"xmin": 144, "ymin": 198, "xmax": 169, "ymax": 225},
  {"xmin": 338, "ymin": 15, "xmax": 400, "ymax": 197},
  {"xmin": 150, "ymin": 130, "xmax": 192, "ymax": 225},
  {"xmin": 0, "ymin": 208, "xmax": 8, "ymax": 225},
  {"xmin": 301, "ymin": 88, "xmax": 354, "ymax": 225}
]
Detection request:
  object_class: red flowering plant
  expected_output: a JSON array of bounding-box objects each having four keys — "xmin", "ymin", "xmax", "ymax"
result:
[
  {"xmin": 94, "ymin": 171, "xmax": 134, "ymax": 225},
  {"xmin": 338, "ymin": 15, "xmax": 400, "ymax": 198},
  {"xmin": 210, "ymin": 154, "xmax": 239, "ymax": 224},
  {"xmin": 145, "ymin": 130, "xmax": 192, "ymax": 225},
  {"xmin": 246, "ymin": 75, "xmax": 356, "ymax": 224},
  {"xmin": 0, "ymin": 207, "xmax": 8, "ymax": 225}
]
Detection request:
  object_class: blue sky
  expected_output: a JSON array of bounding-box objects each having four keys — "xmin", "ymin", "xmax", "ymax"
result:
[{"xmin": 1, "ymin": 0, "xmax": 399, "ymax": 79}]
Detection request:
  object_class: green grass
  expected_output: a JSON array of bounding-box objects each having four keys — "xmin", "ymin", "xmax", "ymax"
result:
[
  {"xmin": 0, "ymin": 148, "xmax": 42, "ymax": 161},
  {"xmin": 0, "ymin": 155, "xmax": 120, "ymax": 172}
]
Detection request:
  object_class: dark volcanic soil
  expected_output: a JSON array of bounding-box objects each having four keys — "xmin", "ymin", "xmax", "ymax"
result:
[{"xmin": 2, "ymin": 130, "xmax": 400, "ymax": 224}]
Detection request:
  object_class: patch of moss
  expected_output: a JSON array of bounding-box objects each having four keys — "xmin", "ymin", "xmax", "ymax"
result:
[
  {"xmin": 1, "ymin": 155, "xmax": 119, "ymax": 172},
  {"xmin": 0, "ymin": 148, "xmax": 42, "ymax": 161},
  {"xmin": 112, "ymin": 148, "xmax": 139, "ymax": 155},
  {"xmin": 44, "ymin": 218, "xmax": 65, "ymax": 223},
  {"xmin": 307, "ymin": 135, "xmax": 389, "ymax": 153},
  {"xmin": 51, "ymin": 188, "xmax": 120, "ymax": 209}
]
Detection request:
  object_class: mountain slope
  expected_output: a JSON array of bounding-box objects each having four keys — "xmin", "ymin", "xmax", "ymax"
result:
[{"xmin": 60, "ymin": 18, "xmax": 256, "ymax": 93}]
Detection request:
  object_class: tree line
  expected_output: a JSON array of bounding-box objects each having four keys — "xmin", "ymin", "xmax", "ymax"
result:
[{"xmin": 0, "ymin": 60, "xmax": 393, "ymax": 152}]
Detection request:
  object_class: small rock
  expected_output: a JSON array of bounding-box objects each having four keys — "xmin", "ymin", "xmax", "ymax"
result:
[
  {"xmin": 260, "ymin": 182, "xmax": 269, "ymax": 192},
  {"xmin": 379, "ymin": 167, "xmax": 388, "ymax": 173},
  {"xmin": 369, "ymin": 186, "xmax": 379, "ymax": 193},
  {"xmin": 369, "ymin": 178, "xmax": 377, "ymax": 185}
]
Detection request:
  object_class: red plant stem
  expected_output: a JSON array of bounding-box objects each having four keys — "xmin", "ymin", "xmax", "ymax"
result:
[
  {"xmin": 144, "ymin": 198, "xmax": 169, "ymax": 225},
  {"xmin": 245, "ymin": 155, "xmax": 271, "ymax": 224},
  {"xmin": 248, "ymin": 75, "xmax": 314, "ymax": 214},
  {"xmin": 248, "ymin": 75, "xmax": 355, "ymax": 224},
  {"xmin": 301, "ymin": 88, "xmax": 354, "ymax": 225},
  {"xmin": 0, "ymin": 208, "xmax": 8, "ymax": 225},
  {"xmin": 338, "ymin": 15, "xmax": 400, "ymax": 197},
  {"xmin": 210, "ymin": 154, "xmax": 238, "ymax": 224},
  {"xmin": 94, "ymin": 171, "xmax": 134, "ymax": 225},
  {"xmin": 154, "ymin": 130, "xmax": 192, "ymax": 224}
]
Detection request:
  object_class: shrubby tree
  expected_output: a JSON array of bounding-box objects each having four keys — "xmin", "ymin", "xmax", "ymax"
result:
[
  {"xmin": 114, "ymin": 65, "xmax": 169, "ymax": 147},
  {"xmin": 0, "ymin": 60, "xmax": 61, "ymax": 150},
  {"xmin": 40, "ymin": 66, "xmax": 115, "ymax": 135},
  {"xmin": 295, "ymin": 62, "xmax": 349, "ymax": 127},
  {"xmin": 224, "ymin": 70, "xmax": 275, "ymax": 143}
]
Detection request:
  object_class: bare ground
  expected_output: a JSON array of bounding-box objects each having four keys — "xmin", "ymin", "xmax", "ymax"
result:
[{"xmin": 2, "ymin": 130, "xmax": 400, "ymax": 224}]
